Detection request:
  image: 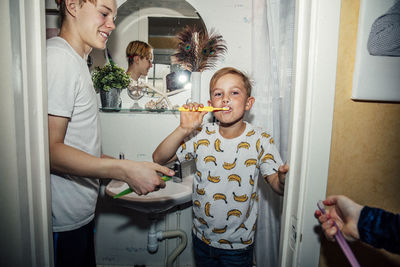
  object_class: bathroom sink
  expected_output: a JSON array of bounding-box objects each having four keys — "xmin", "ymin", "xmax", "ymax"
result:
[{"xmin": 105, "ymin": 175, "xmax": 194, "ymax": 214}]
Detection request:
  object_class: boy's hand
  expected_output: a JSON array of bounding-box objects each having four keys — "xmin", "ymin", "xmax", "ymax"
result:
[
  {"xmin": 179, "ymin": 102, "xmax": 208, "ymax": 133},
  {"xmin": 277, "ymin": 163, "xmax": 289, "ymax": 192},
  {"xmin": 264, "ymin": 163, "xmax": 289, "ymax": 195}
]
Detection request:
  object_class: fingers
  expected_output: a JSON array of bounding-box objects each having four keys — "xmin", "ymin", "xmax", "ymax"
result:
[
  {"xmin": 183, "ymin": 102, "xmax": 204, "ymax": 111},
  {"xmin": 157, "ymin": 179, "xmax": 166, "ymax": 189},
  {"xmin": 156, "ymin": 164, "xmax": 175, "ymax": 177},
  {"xmin": 124, "ymin": 161, "xmax": 174, "ymax": 196},
  {"xmin": 323, "ymin": 195, "xmax": 340, "ymax": 207},
  {"xmin": 279, "ymin": 163, "xmax": 289, "ymax": 173},
  {"xmin": 278, "ymin": 164, "xmax": 289, "ymax": 185},
  {"xmin": 315, "ymin": 210, "xmax": 337, "ymax": 242},
  {"xmin": 322, "ymin": 219, "xmax": 337, "ymax": 241}
]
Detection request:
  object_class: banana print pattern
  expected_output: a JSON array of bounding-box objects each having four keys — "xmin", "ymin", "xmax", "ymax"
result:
[
  {"xmin": 249, "ymin": 175, "xmax": 254, "ymax": 186},
  {"xmin": 227, "ymin": 174, "xmax": 242, "ymax": 186},
  {"xmin": 232, "ymin": 192, "xmax": 248, "ymax": 202},
  {"xmin": 236, "ymin": 141, "xmax": 250, "ymax": 153},
  {"xmin": 246, "ymin": 207, "xmax": 251, "ymax": 218},
  {"xmin": 196, "ymin": 170, "xmax": 202, "ymax": 181},
  {"xmin": 193, "ymin": 200, "xmax": 201, "ymax": 208},
  {"xmin": 204, "ymin": 202, "xmax": 214, "ymax": 218},
  {"xmin": 257, "ymin": 145, "xmax": 265, "ymax": 160},
  {"xmin": 234, "ymin": 223, "xmax": 248, "ymax": 232},
  {"xmin": 206, "ymin": 127, "xmax": 216, "ymax": 135},
  {"xmin": 214, "ymin": 138, "xmax": 224, "ymax": 152},
  {"xmin": 240, "ymin": 237, "xmax": 252, "ymax": 245},
  {"xmin": 261, "ymin": 132, "xmax": 270, "ymax": 139},
  {"xmin": 213, "ymin": 193, "xmax": 227, "ymax": 204},
  {"xmin": 212, "ymin": 225, "xmax": 228, "ymax": 234},
  {"xmin": 204, "ymin": 155, "xmax": 217, "ymax": 166},
  {"xmin": 176, "ymin": 122, "xmax": 282, "ymax": 249},
  {"xmin": 218, "ymin": 239, "xmax": 233, "ymax": 249},
  {"xmin": 246, "ymin": 129, "xmax": 255, "ymax": 137},
  {"xmin": 196, "ymin": 184, "xmax": 205, "ymax": 195},
  {"xmin": 180, "ymin": 143, "xmax": 186, "ymax": 153},
  {"xmin": 207, "ymin": 171, "xmax": 220, "ymax": 183},
  {"xmin": 226, "ymin": 209, "xmax": 242, "ymax": 220},
  {"xmin": 244, "ymin": 158, "xmax": 257, "ymax": 167},
  {"xmin": 261, "ymin": 153, "xmax": 276, "ymax": 163},
  {"xmin": 198, "ymin": 217, "xmax": 209, "ymax": 228},
  {"xmin": 197, "ymin": 139, "xmax": 210, "ymax": 148},
  {"xmin": 223, "ymin": 158, "xmax": 237, "ymax": 170},
  {"xmin": 193, "ymin": 142, "xmax": 198, "ymax": 153},
  {"xmin": 202, "ymin": 231, "xmax": 211, "ymax": 245}
]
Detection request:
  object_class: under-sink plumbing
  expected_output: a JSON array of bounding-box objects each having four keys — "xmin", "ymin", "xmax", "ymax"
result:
[{"xmin": 147, "ymin": 217, "xmax": 187, "ymax": 267}]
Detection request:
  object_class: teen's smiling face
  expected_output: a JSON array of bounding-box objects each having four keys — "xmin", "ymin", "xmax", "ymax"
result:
[
  {"xmin": 208, "ymin": 73, "xmax": 255, "ymax": 126},
  {"xmin": 75, "ymin": 0, "xmax": 117, "ymax": 50}
]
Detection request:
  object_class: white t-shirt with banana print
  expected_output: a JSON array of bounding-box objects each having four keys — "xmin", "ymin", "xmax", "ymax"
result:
[{"xmin": 176, "ymin": 121, "xmax": 282, "ymax": 250}]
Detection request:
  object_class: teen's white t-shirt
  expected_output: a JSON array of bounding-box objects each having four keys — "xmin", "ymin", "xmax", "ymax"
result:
[{"xmin": 47, "ymin": 37, "xmax": 101, "ymax": 232}]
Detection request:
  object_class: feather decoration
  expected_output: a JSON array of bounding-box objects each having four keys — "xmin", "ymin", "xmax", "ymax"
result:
[{"xmin": 173, "ymin": 25, "xmax": 227, "ymax": 72}]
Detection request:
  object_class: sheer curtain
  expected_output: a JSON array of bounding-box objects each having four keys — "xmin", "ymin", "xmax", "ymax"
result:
[{"xmin": 249, "ymin": 0, "xmax": 295, "ymax": 266}]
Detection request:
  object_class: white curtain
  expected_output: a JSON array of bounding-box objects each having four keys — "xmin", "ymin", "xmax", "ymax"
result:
[{"xmin": 249, "ymin": 0, "xmax": 295, "ymax": 266}]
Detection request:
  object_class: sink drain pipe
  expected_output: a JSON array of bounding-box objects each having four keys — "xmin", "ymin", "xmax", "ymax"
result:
[{"xmin": 147, "ymin": 222, "xmax": 187, "ymax": 267}]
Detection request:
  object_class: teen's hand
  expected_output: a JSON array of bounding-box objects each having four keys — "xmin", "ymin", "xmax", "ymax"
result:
[{"xmin": 119, "ymin": 160, "xmax": 175, "ymax": 195}]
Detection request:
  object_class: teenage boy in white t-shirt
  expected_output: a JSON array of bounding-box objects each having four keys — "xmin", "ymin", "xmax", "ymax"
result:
[{"xmin": 47, "ymin": 1, "xmax": 174, "ymax": 266}]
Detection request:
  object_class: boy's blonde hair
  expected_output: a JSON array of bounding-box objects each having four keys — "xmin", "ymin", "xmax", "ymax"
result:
[
  {"xmin": 126, "ymin": 41, "xmax": 153, "ymax": 65},
  {"xmin": 56, "ymin": 0, "xmax": 96, "ymax": 25},
  {"xmin": 209, "ymin": 67, "xmax": 252, "ymax": 98}
]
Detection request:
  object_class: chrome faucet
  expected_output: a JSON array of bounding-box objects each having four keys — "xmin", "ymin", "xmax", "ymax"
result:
[{"xmin": 172, "ymin": 162, "xmax": 182, "ymax": 183}]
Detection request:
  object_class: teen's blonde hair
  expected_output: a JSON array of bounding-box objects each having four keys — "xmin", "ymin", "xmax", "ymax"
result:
[
  {"xmin": 209, "ymin": 67, "xmax": 252, "ymax": 97},
  {"xmin": 56, "ymin": 0, "xmax": 96, "ymax": 25},
  {"xmin": 126, "ymin": 41, "xmax": 153, "ymax": 65}
]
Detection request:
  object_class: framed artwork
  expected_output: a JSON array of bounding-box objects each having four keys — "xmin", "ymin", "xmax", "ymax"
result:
[{"xmin": 352, "ymin": 0, "xmax": 400, "ymax": 102}]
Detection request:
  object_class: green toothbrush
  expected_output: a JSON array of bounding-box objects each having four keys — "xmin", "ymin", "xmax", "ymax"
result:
[{"xmin": 113, "ymin": 175, "xmax": 172, "ymax": 199}]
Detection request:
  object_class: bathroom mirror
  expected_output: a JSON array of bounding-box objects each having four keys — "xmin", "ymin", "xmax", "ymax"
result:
[{"xmin": 90, "ymin": 0, "xmax": 206, "ymax": 94}]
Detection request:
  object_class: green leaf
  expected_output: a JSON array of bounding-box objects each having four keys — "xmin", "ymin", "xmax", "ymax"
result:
[{"xmin": 91, "ymin": 62, "xmax": 131, "ymax": 92}]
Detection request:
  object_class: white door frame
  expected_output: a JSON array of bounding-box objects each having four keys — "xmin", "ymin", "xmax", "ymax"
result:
[
  {"xmin": 279, "ymin": 0, "xmax": 341, "ymax": 266},
  {"xmin": 1, "ymin": 0, "xmax": 52, "ymax": 266}
]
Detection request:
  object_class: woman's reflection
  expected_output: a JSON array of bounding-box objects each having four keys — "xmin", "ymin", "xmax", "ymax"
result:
[
  {"xmin": 125, "ymin": 40, "xmax": 153, "ymax": 81},
  {"xmin": 125, "ymin": 41, "xmax": 153, "ymax": 108}
]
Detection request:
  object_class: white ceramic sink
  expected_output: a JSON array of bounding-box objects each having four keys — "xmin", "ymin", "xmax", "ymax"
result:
[{"xmin": 105, "ymin": 175, "xmax": 194, "ymax": 213}]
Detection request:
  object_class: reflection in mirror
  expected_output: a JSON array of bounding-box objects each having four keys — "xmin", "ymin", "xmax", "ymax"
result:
[{"xmin": 90, "ymin": 0, "xmax": 207, "ymax": 109}]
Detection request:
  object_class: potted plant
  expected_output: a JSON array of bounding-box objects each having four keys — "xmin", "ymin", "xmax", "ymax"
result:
[{"xmin": 92, "ymin": 62, "xmax": 131, "ymax": 109}]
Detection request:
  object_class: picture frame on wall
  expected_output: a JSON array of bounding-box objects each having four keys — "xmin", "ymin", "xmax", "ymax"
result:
[{"xmin": 352, "ymin": 0, "xmax": 400, "ymax": 102}]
